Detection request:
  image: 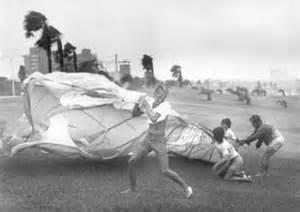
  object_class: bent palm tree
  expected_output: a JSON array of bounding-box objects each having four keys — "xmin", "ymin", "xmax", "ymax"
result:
[
  {"xmin": 78, "ymin": 59, "xmax": 113, "ymax": 81},
  {"xmin": 170, "ymin": 65, "xmax": 183, "ymax": 88},
  {"xmin": 35, "ymin": 25, "xmax": 62, "ymax": 73},
  {"xmin": 55, "ymin": 38, "xmax": 64, "ymax": 70},
  {"xmin": 63, "ymin": 42, "xmax": 78, "ymax": 72},
  {"xmin": 24, "ymin": 11, "xmax": 62, "ymax": 73},
  {"xmin": 141, "ymin": 55, "xmax": 155, "ymax": 87}
]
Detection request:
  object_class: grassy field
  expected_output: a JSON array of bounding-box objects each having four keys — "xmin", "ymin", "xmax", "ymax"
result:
[{"xmin": 0, "ymin": 90, "xmax": 300, "ymax": 212}]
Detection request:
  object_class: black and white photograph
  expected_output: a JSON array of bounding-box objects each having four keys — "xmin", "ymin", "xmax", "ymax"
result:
[{"xmin": 0, "ymin": 0, "xmax": 299, "ymax": 211}]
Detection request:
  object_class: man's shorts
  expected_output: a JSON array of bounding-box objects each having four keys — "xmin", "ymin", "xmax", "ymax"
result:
[
  {"xmin": 265, "ymin": 136, "xmax": 284, "ymax": 157},
  {"xmin": 132, "ymin": 133, "xmax": 169, "ymax": 172}
]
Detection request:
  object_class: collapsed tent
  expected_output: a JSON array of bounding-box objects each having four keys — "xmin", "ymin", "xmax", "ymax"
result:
[{"xmin": 2, "ymin": 72, "xmax": 219, "ymax": 162}]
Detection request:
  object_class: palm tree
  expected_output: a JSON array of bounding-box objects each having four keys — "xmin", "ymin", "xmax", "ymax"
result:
[
  {"xmin": 78, "ymin": 59, "xmax": 113, "ymax": 81},
  {"xmin": 141, "ymin": 55, "xmax": 155, "ymax": 87},
  {"xmin": 63, "ymin": 42, "xmax": 78, "ymax": 72},
  {"xmin": 56, "ymin": 38, "xmax": 64, "ymax": 70},
  {"xmin": 24, "ymin": 11, "xmax": 62, "ymax": 73},
  {"xmin": 170, "ymin": 65, "xmax": 183, "ymax": 88}
]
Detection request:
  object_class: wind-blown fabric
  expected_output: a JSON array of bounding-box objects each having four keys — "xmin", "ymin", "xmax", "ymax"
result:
[{"xmin": 4, "ymin": 72, "xmax": 219, "ymax": 162}]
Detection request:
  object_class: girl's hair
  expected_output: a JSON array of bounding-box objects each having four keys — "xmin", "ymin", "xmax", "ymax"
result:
[
  {"xmin": 212, "ymin": 127, "xmax": 225, "ymax": 143},
  {"xmin": 249, "ymin": 114, "xmax": 262, "ymax": 125},
  {"xmin": 154, "ymin": 83, "xmax": 168, "ymax": 96},
  {"xmin": 221, "ymin": 118, "xmax": 231, "ymax": 128}
]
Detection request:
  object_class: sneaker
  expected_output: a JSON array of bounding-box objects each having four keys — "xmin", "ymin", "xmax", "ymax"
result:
[
  {"xmin": 244, "ymin": 175, "xmax": 253, "ymax": 183},
  {"xmin": 121, "ymin": 188, "xmax": 134, "ymax": 194},
  {"xmin": 254, "ymin": 173, "xmax": 264, "ymax": 177},
  {"xmin": 185, "ymin": 186, "xmax": 193, "ymax": 199}
]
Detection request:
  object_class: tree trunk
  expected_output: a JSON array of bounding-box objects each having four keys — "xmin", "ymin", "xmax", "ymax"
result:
[
  {"xmin": 179, "ymin": 72, "xmax": 182, "ymax": 88},
  {"xmin": 73, "ymin": 51, "xmax": 78, "ymax": 72},
  {"xmin": 44, "ymin": 24, "xmax": 52, "ymax": 73},
  {"xmin": 207, "ymin": 93, "xmax": 212, "ymax": 101},
  {"xmin": 47, "ymin": 47, "xmax": 52, "ymax": 73},
  {"xmin": 57, "ymin": 39, "xmax": 64, "ymax": 70}
]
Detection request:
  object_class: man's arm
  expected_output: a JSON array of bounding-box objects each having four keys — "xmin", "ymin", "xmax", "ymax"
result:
[{"xmin": 243, "ymin": 128, "xmax": 264, "ymax": 145}]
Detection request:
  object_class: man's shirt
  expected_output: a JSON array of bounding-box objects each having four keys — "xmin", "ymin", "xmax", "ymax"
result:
[{"xmin": 245, "ymin": 124, "xmax": 282, "ymax": 146}]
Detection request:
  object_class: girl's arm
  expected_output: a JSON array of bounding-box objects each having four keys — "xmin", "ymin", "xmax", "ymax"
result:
[{"xmin": 141, "ymin": 98, "xmax": 161, "ymax": 123}]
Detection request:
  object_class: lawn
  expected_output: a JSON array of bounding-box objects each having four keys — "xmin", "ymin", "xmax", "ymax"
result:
[{"xmin": 0, "ymin": 89, "xmax": 300, "ymax": 212}]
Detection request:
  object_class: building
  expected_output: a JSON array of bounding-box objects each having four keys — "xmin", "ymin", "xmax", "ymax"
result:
[
  {"xmin": 0, "ymin": 76, "xmax": 21, "ymax": 96},
  {"xmin": 270, "ymin": 68, "xmax": 298, "ymax": 92},
  {"xmin": 23, "ymin": 47, "xmax": 59, "ymax": 75},
  {"xmin": 119, "ymin": 61, "xmax": 131, "ymax": 77},
  {"xmin": 23, "ymin": 47, "xmax": 98, "ymax": 75},
  {"xmin": 106, "ymin": 61, "xmax": 131, "ymax": 82},
  {"xmin": 77, "ymin": 49, "xmax": 97, "ymax": 65}
]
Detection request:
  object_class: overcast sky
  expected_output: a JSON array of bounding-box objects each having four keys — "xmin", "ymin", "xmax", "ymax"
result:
[{"xmin": 0, "ymin": 0, "xmax": 298, "ymax": 80}]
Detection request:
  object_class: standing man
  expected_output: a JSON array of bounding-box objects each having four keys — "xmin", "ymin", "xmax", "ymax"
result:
[
  {"xmin": 122, "ymin": 84, "xmax": 193, "ymax": 198},
  {"xmin": 239, "ymin": 115, "xmax": 284, "ymax": 177}
]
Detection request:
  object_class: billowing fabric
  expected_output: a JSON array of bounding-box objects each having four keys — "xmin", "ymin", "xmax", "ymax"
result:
[{"xmin": 4, "ymin": 72, "xmax": 219, "ymax": 162}]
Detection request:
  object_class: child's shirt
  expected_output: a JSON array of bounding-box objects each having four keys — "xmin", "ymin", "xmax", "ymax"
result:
[
  {"xmin": 215, "ymin": 139, "xmax": 239, "ymax": 160},
  {"xmin": 224, "ymin": 128, "xmax": 236, "ymax": 140}
]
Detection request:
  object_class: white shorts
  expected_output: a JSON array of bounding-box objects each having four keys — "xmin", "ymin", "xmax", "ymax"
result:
[{"xmin": 265, "ymin": 136, "xmax": 284, "ymax": 157}]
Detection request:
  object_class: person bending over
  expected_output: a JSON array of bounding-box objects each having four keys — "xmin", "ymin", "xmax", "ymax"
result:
[{"xmin": 239, "ymin": 115, "xmax": 284, "ymax": 177}]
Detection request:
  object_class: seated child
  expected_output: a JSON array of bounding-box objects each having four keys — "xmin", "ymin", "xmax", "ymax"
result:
[{"xmin": 212, "ymin": 127, "xmax": 252, "ymax": 183}]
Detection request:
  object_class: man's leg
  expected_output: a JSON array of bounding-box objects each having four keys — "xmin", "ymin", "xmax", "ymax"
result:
[
  {"xmin": 260, "ymin": 138, "xmax": 284, "ymax": 176},
  {"xmin": 153, "ymin": 142, "xmax": 192, "ymax": 198}
]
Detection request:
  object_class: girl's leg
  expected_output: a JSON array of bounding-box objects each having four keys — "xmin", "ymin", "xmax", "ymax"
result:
[
  {"xmin": 126, "ymin": 139, "xmax": 150, "ymax": 192},
  {"xmin": 153, "ymin": 142, "xmax": 192, "ymax": 198},
  {"xmin": 224, "ymin": 156, "xmax": 252, "ymax": 183},
  {"xmin": 155, "ymin": 143, "xmax": 189, "ymax": 189},
  {"xmin": 213, "ymin": 160, "xmax": 231, "ymax": 177}
]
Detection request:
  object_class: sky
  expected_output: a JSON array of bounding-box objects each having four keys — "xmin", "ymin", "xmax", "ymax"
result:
[{"xmin": 0, "ymin": 0, "xmax": 298, "ymax": 80}]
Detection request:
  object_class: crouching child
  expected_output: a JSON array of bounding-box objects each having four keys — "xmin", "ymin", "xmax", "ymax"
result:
[{"xmin": 212, "ymin": 127, "xmax": 252, "ymax": 183}]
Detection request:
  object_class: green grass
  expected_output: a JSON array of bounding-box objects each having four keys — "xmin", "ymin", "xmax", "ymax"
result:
[{"xmin": 0, "ymin": 91, "xmax": 300, "ymax": 212}]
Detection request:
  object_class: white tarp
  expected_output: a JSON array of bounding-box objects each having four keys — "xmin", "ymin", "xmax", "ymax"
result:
[{"xmin": 2, "ymin": 72, "xmax": 218, "ymax": 162}]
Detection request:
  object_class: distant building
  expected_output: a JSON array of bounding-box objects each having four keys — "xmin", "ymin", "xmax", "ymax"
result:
[
  {"xmin": 77, "ymin": 49, "xmax": 97, "ymax": 65},
  {"xmin": 23, "ymin": 47, "xmax": 98, "ymax": 75},
  {"xmin": 119, "ymin": 61, "xmax": 131, "ymax": 77},
  {"xmin": 23, "ymin": 47, "xmax": 59, "ymax": 75},
  {"xmin": 0, "ymin": 76, "xmax": 21, "ymax": 96},
  {"xmin": 270, "ymin": 68, "xmax": 298, "ymax": 91},
  {"xmin": 107, "ymin": 61, "xmax": 131, "ymax": 82},
  {"xmin": 270, "ymin": 68, "xmax": 292, "ymax": 81}
]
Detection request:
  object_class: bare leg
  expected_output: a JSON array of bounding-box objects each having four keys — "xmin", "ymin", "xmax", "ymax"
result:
[
  {"xmin": 223, "ymin": 156, "xmax": 251, "ymax": 183},
  {"xmin": 224, "ymin": 168, "xmax": 252, "ymax": 183},
  {"xmin": 259, "ymin": 141, "xmax": 283, "ymax": 177},
  {"xmin": 260, "ymin": 154, "xmax": 270, "ymax": 176},
  {"xmin": 155, "ymin": 144, "xmax": 192, "ymax": 198},
  {"xmin": 122, "ymin": 140, "xmax": 150, "ymax": 193},
  {"xmin": 127, "ymin": 150, "xmax": 148, "ymax": 192},
  {"xmin": 162, "ymin": 169, "xmax": 189, "ymax": 189}
]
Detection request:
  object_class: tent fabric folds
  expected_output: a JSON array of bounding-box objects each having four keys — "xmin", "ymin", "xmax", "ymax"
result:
[{"xmin": 3, "ymin": 72, "xmax": 219, "ymax": 162}]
